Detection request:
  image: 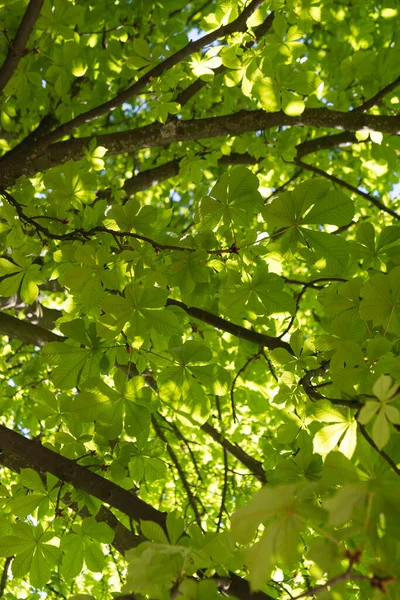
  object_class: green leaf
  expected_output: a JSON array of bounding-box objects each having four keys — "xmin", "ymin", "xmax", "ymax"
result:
[
  {"xmin": 359, "ymin": 267, "xmax": 400, "ymax": 334},
  {"xmin": 19, "ymin": 468, "xmax": 45, "ymax": 492},
  {"xmin": 141, "ymin": 520, "xmax": 169, "ymax": 544},
  {"xmin": 61, "ymin": 534, "xmax": 84, "ymax": 579},
  {"xmin": 301, "ymin": 190, "xmax": 354, "ymax": 226},
  {"xmin": 324, "ymin": 484, "xmax": 368, "ymax": 525},
  {"xmin": 372, "ymin": 408, "xmax": 391, "ymax": 449},
  {"xmin": 302, "ymin": 229, "xmax": 349, "ymax": 274}
]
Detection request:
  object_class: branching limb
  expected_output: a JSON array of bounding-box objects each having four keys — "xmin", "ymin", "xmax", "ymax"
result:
[
  {"xmin": 0, "ymin": 424, "xmax": 167, "ymax": 529},
  {"xmin": 34, "ymin": 0, "xmax": 265, "ymax": 147},
  {"xmin": 2, "ymin": 108, "xmax": 399, "ymax": 187},
  {"xmin": 0, "ymin": 0, "xmax": 45, "ymax": 94},
  {"xmin": 300, "ymin": 363, "xmax": 362, "ymax": 409}
]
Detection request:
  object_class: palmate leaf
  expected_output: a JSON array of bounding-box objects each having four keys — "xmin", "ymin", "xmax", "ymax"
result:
[
  {"xmin": 158, "ymin": 365, "xmax": 210, "ymax": 426},
  {"xmin": 219, "ymin": 267, "xmax": 294, "ymax": 318},
  {"xmin": 197, "ymin": 166, "xmax": 263, "ymax": 229},
  {"xmin": 263, "ymin": 179, "xmax": 354, "ymax": 250},
  {"xmin": 2, "ymin": 0, "xmax": 400, "ymax": 596},
  {"xmin": 359, "ymin": 267, "xmax": 400, "ymax": 334},
  {"xmin": 0, "ymin": 256, "xmax": 43, "ymax": 303},
  {"xmin": 323, "ymin": 483, "xmax": 368, "ymax": 526},
  {"xmin": 73, "ymin": 376, "xmax": 151, "ymax": 441},
  {"xmin": 41, "ymin": 343, "xmax": 103, "ymax": 389},
  {"xmin": 302, "ymin": 229, "xmax": 350, "ymax": 275},
  {"xmin": 0, "ymin": 523, "xmax": 58, "ymax": 587},
  {"xmin": 231, "ymin": 483, "xmax": 299, "ymax": 544},
  {"xmin": 313, "ymin": 402, "xmax": 357, "ymax": 459}
]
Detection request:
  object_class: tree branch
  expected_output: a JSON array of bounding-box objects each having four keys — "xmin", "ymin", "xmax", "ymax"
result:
[
  {"xmin": 200, "ymin": 421, "xmax": 266, "ymax": 483},
  {"xmin": 152, "ymin": 415, "xmax": 203, "ymax": 528},
  {"xmin": 353, "ymin": 74, "xmax": 400, "ymax": 113},
  {"xmin": 98, "ymin": 152, "xmax": 258, "ymax": 199},
  {"xmin": 33, "ymin": 0, "xmax": 265, "ymax": 147},
  {"xmin": 0, "ymin": 312, "xmax": 61, "ymax": 346},
  {"xmin": 0, "ymin": 557, "xmax": 12, "ymax": 598},
  {"xmin": 167, "ymin": 298, "xmax": 294, "ymax": 354},
  {"xmin": 0, "ymin": 0, "xmax": 44, "ymax": 94},
  {"xmin": 296, "ymin": 132, "xmax": 358, "ymax": 158},
  {"xmin": 176, "ymin": 12, "xmax": 274, "ymax": 107},
  {"xmin": 0, "ymin": 424, "xmax": 167, "ymax": 529},
  {"xmin": 2, "ymin": 108, "xmax": 399, "ymax": 187},
  {"xmin": 358, "ymin": 422, "xmax": 400, "ymax": 477},
  {"xmin": 0, "ymin": 450, "xmax": 142, "ymax": 554}
]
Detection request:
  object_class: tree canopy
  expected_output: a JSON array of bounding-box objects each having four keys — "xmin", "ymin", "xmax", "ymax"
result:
[{"xmin": 0, "ymin": 0, "xmax": 400, "ymax": 598}]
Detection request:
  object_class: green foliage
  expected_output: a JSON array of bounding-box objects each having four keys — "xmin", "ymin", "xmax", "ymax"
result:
[{"xmin": 0, "ymin": 0, "xmax": 400, "ymax": 599}]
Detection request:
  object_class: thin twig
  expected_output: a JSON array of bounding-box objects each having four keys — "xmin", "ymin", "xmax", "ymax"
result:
[
  {"xmin": 294, "ymin": 569, "xmax": 395, "ymax": 598},
  {"xmin": 157, "ymin": 414, "xmax": 203, "ymax": 483},
  {"xmin": 151, "ymin": 416, "xmax": 204, "ymax": 529},
  {"xmin": 353, "ymin": 74, "xmax": 400, "ymax": 113},
  {"xmin": 358, "ymin": 422, "xmax": 400, "ymax": 477},
  {"xmin": 230, "ymin": 349, "xmax": 262, "ymax": 422},
  {"xmin": 216, "ymin": 447, "xmax": 229, "ymax": 532},
  {"xmin": 295, "ymin": 159, "xmax": 400, "ymax": 220}
]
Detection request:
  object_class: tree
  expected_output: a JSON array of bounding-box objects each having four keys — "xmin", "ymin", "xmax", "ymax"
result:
[{"xmin": 0, "ymin": 0, "xmax": 399, "ymax": 598}]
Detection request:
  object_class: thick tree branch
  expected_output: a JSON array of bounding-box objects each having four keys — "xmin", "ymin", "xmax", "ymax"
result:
[
  {"xmin": 0, "ymin": 0, "xmax": 44, "ymax": 94},
  {"xmin": 0, "ymin": 295, "xmax": 60, "ymax": 331},
  {"xmin": 0, "ymin": 427, "xmax": 273, "ymax": 600},
  {"xmin": 167, "ymin": 298, "xmax": 294, "ymax": 353},
  {"xmin": 2, "ymin": 108, "xmax": 398, "ymax": 187},
  {"xmin": 0, "ymin": 450, "xmax": 142, "ymax": 554},
  {"xmin": 33, "ymin": 0, "xmax": 265, "ymax": 147},
  {"xmin": 0, "ymin": 312, "xmax": 61, "ymax": 346},
  {"xmin": 0, "ymin": 424, "xmax": 167, "ymax": 529}
]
